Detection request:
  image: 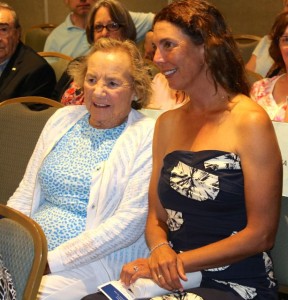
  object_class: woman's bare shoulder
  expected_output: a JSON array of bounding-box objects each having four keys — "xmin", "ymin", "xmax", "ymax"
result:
[
  {"xmin": 231, "ymin": 94, "xmax": 276, "ymax": 153},
  {"xmin": 231, "ymin": 94, "xmax": 271, "ymax": 126}
]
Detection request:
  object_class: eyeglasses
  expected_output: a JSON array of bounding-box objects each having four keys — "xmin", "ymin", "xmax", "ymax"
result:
[
  {"xmin": 93, "ymin": 22, "xmax": 121, "ymax": 33},
  {"xmin": 279, "ymin": 35, "xmax": 288, "ymax": 46}
]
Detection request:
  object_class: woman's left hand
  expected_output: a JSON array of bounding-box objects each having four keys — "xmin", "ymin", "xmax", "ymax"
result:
[
  {"xmin": 120, "ymin": 258, "xmax": 151, "ymax": 287},
  {"xmin": 149, "ymin": 246, "xmax": 186, "ymax": 292}
]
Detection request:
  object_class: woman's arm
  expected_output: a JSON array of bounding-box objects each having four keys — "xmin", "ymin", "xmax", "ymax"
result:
[
  {"xmin": 145, "ymin": 115, "xmax": 187, "ymax": 291},
  {"xmin": 245, "ymin": 54, "xmax": 257, "ymax": 73}
]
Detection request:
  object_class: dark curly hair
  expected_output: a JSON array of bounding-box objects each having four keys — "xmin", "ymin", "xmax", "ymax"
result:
[
  {"xmin": 269, "ymin": 11, "xmax": 288, "ymax": 71},
  {"xmin": 153, "ymin": 0, "xmax": 249, "ymax": 96}
]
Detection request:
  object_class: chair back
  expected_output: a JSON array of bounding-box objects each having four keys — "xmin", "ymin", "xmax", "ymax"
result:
[
  {"xmin": 0, "ymin": 204, "xmax": 47, "ymax": 300},
  {"xmin": 38, "ymin": 51, "xmax": 73, "ymax": 81},
  {"xmin": 0, "ymin": 98, "xmax": 63, "ymax": 204},
  {"xmin": 24, "ymin": 24, "xmax": 56, "ymax": 52},
  {"xmin": 234, "ymin": 34, "xmax": 262, "ymax": 64}
]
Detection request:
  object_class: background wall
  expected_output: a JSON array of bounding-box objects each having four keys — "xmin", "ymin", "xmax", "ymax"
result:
[
  {"xmin": 210, "ymin": 0, "xmax": 283, "ymax": 36},
  {"xmin": 4, "ymin": 0, "xmax": 284, "ymax": 38}
]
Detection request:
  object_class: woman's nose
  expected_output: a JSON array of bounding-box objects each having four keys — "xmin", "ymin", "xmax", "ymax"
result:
[
  {"xmin": 153, "ymin": 48, "xmax": 164, "ymax": 65},
  {"xmin": 100, "ymin": 28, "xmax": 109, "ymax": 37},
  {"xmin": 93, "ymin": 83, "xmax": 106, "ymax": 97}
]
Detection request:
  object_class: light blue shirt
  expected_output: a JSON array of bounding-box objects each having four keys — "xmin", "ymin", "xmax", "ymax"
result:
[
  {"xmin": 33, "ymin": 113, "xmax": 126, "ymax": 251},
  {"xmin": 44, "ymin": 13, "xmax": 91, "ymax": 58},
  {"xmin": 130, "ymin": 11, "xmax": 154, "ymax": 43},
  {"xmin": 44, "ymin": 11, "xmax": 154, "ymax": 58}
]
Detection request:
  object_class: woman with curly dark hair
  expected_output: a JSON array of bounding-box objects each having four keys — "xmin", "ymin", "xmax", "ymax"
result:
[{"xmin": 251, "ymin": 11, "xmax": 288, "ymax": 122}]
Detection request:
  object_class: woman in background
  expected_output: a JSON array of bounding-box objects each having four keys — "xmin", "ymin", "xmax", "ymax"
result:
[
  {"xmin": 246, "ymin": 0, "xmax": 288, "ymax": 77},
  {"xmin": 250, "ymin": 11, "xmax": 288, "ymax": 122},
  {"xmin": 53, "ymin": 0, "xmax": 136, "ymax": 103}
]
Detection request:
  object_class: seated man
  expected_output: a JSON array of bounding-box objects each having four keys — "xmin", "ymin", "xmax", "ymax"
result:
[
  {"xmin": 44, "ymin": 0, "xmax": 155, "ymax": 59},
  {"xmin": 0, "ymin": 3, "xmax": 56, "ymax": 102}
]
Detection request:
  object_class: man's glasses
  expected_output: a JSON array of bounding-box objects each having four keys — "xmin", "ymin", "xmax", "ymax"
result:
[
  {"xmin": 279, "ymin": 35, "xmax": 288, "ymax": 46},
  {"xmin": 93, "ymin": 22, "xmax": 121, "ymax": 33}
]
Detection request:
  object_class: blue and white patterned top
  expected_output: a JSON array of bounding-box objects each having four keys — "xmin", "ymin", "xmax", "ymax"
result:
[{"xmin": 33, "ymin": 113, "xmax": 126, "ymax": 251}]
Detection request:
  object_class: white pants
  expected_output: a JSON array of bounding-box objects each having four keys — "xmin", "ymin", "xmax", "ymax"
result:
[{"xmin": 37, "ymin": 260, "xmax": 111, "ymax": 300}]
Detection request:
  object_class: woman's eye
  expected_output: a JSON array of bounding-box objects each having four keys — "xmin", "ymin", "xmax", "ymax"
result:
[
  {"xmin": 107, "ymin": 81, "xmax": 120, "ymax": 88},
  {"xmin": 163, "ymin": 41, "xmax": 174, "ymax": 49},
  {"xmin": 85, "ymin": 77, "xmax": 96, "ymax": 84}
]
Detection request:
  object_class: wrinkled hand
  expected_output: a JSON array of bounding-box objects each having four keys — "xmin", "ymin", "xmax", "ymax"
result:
[
  {"xmin": 149, "ymin": 246, "xmax": 186, "ymax": 291},
  {"xmin": 120, "ymin": 258, "xmax": 151, "ymax": 287}
]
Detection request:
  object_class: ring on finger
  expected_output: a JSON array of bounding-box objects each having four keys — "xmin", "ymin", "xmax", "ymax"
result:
[
  {"xmin": 157, "ymin": 274, "xmax": 163, "ymax": 279},
  {"xmin": 133, "ymin": 265, "xmax": 139, "ymax": 272}
]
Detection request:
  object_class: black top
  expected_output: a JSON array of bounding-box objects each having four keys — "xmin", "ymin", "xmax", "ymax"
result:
[{"xmin": 0, "ymin": 41, "xmax": 56, "ymax": 102}]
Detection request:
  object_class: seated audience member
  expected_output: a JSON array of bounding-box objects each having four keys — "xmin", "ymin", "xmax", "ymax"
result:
[
  {"xmin": 53, "ymin": 0, "xmax": 137, "ymax": 103},
  {"xmin": 143, "ymin": 30, "xmax": 154, "ymax": 60},
  {"xmin": 146, "ymin": 73, "xmax": 190, "ymax": 111},
  {"xmin": 44, "ymin": 0, "xmax": 154, "ymax": 59},
  {"xmin": 119, "ymin": 1, "xmax": 281, "ymax": 300},
  {"xmin": 245, "ymin": 0, "xmax": 288, "ymax": 77},
  {"xmin": 0, "ymin": 3, "xmax": 56, "ymax": 102},
  {"xmin": 7, "ymin": 38, "xmax": 154, "ymax": 300},
  {"xmin": 250, "ymin": 11, "xmax": 288, "ymax": 122}
]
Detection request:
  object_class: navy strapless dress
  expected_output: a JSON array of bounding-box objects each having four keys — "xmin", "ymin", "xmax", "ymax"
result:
[{"xmin": 158, "ymin": 150, "xmax": 278, "ymax": 300}]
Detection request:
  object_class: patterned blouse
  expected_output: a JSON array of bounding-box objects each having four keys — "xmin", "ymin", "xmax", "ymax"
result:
[
  {"xmin": 250, "ymin": 74, "xmax": 287, "ymax": 122},
  {"xmin": 61, "ymin": 81, "xmax": 84, "ymax": 105},
  {"xmin": 33, "ymin": 113, "xmax": 126, "ymax": 251}
]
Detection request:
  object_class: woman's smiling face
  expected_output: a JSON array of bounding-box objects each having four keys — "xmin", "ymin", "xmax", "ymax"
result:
[
  {"xmin": 152, "ymin": 21, "xmax": 205, "ymax": 93},
  {"xmin": 84, "ymin": 49, "xmax": 135, "ymax": 129}
]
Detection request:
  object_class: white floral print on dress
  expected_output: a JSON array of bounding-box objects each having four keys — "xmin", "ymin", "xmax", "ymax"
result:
[
  {"xmin": 166, "ymin": 209, "xmax": 184, "ymax": 231},
  {"xmin": 170, "ymin": 161, "xmax": 219, "ymax": 201}
]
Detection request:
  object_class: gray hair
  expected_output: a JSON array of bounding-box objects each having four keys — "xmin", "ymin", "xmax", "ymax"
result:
[
  {"xmin": 0, "ymin": 2, "xmax": 21, "ymax": 29},
  {"xmin": 68, "ymin": 38, "xmax": 152, "ymax": 109}
]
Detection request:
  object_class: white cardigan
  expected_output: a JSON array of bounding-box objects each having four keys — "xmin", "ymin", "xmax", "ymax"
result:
[{"xmin": 8, "ymin": 105, "xmax": 155, "ymax": 279}]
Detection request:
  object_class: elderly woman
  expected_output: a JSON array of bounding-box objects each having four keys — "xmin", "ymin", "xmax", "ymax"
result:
[
  {"xmin": 118, "ymin": 0, "xmax": 282, "ymax": 300},
  {"xmin": 250, "ymin": 11, "xmax": 288, "ymax": 122},
  {"xmin": 7, "ymin": 38, "xmax": 154, "ymax": 300},
  {"xmin": 53, "ymin": 0, "xmax": 136, "ymax": 104}
]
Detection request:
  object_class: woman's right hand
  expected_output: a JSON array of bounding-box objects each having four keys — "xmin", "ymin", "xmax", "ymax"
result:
[
  {"xmin": 120, "ymin": 258, "xmax": 152, "ymax": 287},
  {"xmin": 149, "ymin": 245, "xmax": 187, "ymax": 291}
]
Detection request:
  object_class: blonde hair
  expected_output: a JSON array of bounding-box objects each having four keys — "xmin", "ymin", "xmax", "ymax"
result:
[{"xmin": 68, "ymin": 38, "xmax": 152, "ymax": 109}]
